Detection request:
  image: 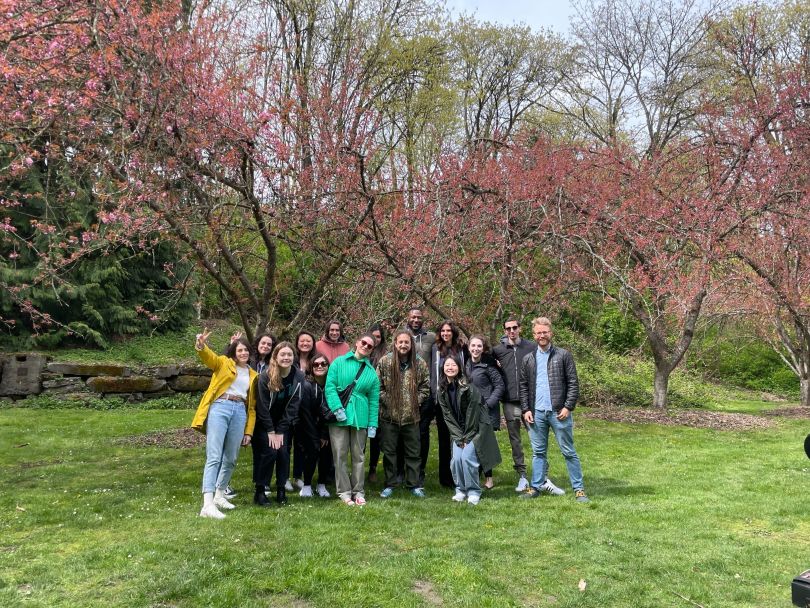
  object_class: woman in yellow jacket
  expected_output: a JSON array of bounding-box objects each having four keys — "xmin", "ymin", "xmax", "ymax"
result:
[{"xmin": 191, "ymin": 329, "xmax": 257, "ymax": 519}]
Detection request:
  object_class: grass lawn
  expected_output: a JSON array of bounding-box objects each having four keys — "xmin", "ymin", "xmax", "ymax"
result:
[{"xmin": 0, "ymin": 402, "xmax": 807, "ymax": 607}]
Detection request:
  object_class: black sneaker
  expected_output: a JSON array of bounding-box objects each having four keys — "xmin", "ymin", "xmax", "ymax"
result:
[
  {"xmin": 224, "ymin": 485, "xmax": 237, "ymax": 500},
  {"xmin": 253, "ymin": 487, "xmax": 270, "ymax": 507}
]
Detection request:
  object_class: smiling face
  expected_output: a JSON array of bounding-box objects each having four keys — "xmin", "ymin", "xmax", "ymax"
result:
[
  {"xmin": 257, "ymin": 336, "xmax": 273, "ymax": 355},
  {"xmin": 407, "ymin": 309, "xmax": 424, "ymax": 331},
  {"xmin": 235, "ymin": 343, "xmax": 251, "ymax": 365},
  {"xmin": 311, "ymin": 356, "xmax": 329, "ymax": 379},
  {"xmin": 504, "ymin": 320, "xmax": 521, "ymax": 343},
  {"xmin": 439, "ymin": 323, "xmax": 452, "ymax": 344},
  {"xmin": 372, "ymin": 329, "xmax": 382, "ymax": 345},
  {"xmin": 297, "ymin": 334, "xmax": 313, "ymax": 353},
  {"xmin": 328, "ymin": 323, "xmax": 341, "ymax": 341},
  {"xmin": 355, "ymin": 336, "xmax": 375, "ymax": 357},
  {"xmin": 468, "ymin": 338, "xmax": 484, "ymax": 361},
  {"xmin": 276, "ymin": 346, "xmax": 295, "ymax": 370},
  {"xmin": 533, "ymin": 323, "xmax": 553, "ymax": 350},
  {"xmin": 394, "ymin": 332, "xmax": 412, "ymax": 356},
  {"xmin": 443, "ymin": 357, "xmax": 459, "ymax": 380}
]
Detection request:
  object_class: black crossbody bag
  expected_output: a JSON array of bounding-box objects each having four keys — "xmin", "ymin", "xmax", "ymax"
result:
[{"xmin": 322, "ymin": 363, "xmax": 366, "ymax": 424}]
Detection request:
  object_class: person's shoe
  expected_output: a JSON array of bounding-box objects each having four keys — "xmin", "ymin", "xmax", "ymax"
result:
[
  {"xmin": 214, "ymin": 488, "xmax": 236, "ymax": 510},
  {"xmin": 483, "ymin": 477, "xmax": 494, "ymax": 490},
  {"xmin": 353, "ymin": 495, "xmax": 367, "ymax": 506},
  {"xmin": 254, "ymin": 487, "xmax": 271, "ymax": 507},
  {"xmin": 299, "ymin": 485, "xmax": 313, "ymax": 498},
  {"xmin": 276, "ymin": 488, "xmax": 288, "ymax": 505},
  {"xmin": 294, "ymin": 478, "xmax": 304, "ymax": 490},
  {"xmin": 224, "ymin": 485, "xmax": 237, "ymax": 500},
  {"xmin": 575, "ymin": 490, "xmax": 590, "ymax": 503},
  {"xmin": 284, "ymin": 479, "xmax": 294, "ymax": 492},
  {"xmin": 515, "ymin": 476, "xmax": 529, "ymax": 492},
  {"xmin": 520, "ymin": 488, "xmax": 542, "ymax": 499},
  {"xmin": 342, "ymin": 497, "xmax": 355, "ymax": 506},
  {"xmin": 380, "ymin": 487, "xmax": 394, "ymax": 499},
  {"xmin": 451, "ymin": 490, "xmax": 466, "ymax": 502},
  {"xmin": 199, "ymin": 504, "xmax": 226, "ymax": 519},
  {"xmin": 411, "ymin": 487, "xmax": 426, "ymax": 498},
  {"xmin": 540, "ymin": 478, "xmax": 565, "ymax": 496},
  {"xmin": 316, "ymin": 484, "xmax": 331, "ymax": 498},
  {"xmin": 467, "ymin": 494, "xmax": 480, "ymax": 505},
  {"xmin": 368, "ymin": 469, "xmax": 378, "ymax": 483}
]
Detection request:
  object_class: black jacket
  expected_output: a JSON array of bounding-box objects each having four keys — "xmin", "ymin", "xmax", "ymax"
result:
[
  {"xmin": 492, "ymin": 338, "xmax": 535, "ymax": 402},
  {"xmin": 255, "ymin": 368, "xmax": 304, "ymax": 434},
  {"xmin": 298, "ymin": 379, "xmax": 329, "ymax": 442},
  {"xmin": 465, "ymin": 356, "xmax": 505, "ymax": 410},
  {"xmin": 519, "ymin": 345, "xmax": 579, "ymax": 414}
]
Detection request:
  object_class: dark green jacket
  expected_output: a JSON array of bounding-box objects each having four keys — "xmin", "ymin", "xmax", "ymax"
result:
[{"xmin": 437, "ymin": 381, "xmax": 502, "ymax": 473}]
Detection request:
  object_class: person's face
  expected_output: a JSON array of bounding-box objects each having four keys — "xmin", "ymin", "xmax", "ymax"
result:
[
  {"xmin": 356, "ymin": 337, "xmax": 375, "ymax": 356},
  {"xmin": 533, "ymin": 324, "xmax": 553, "ymax": 349},
  {"xmin": 276, "ymin": 347, "xmax": 295, "ymax": 369},
  {"xmin": 235, "ymin": 343, "xmax": 250, "ymax": 364},
  {"xmin": 469, "ymin": 338, "xmax": 484, "ymax": 360},
  {"xmin": 407, "ymin": 310, "xmax": 424, "ymax": 331},
  {"xmin": 311, "ymin": 356, "xmax": 329, "ymax": 378},
  {"xmin": 372, "ymin": 330, "xmax": 382, "ymax": 345},
  {"xmin": 504, "ymin": 321, "xmax": 521, "ymax": 342},
  {"xmin": 257, "ymin": 336, "xmax": 273, "ymax": 355},
  {"xmin": 439, "ymin": 324, "xmax": 453, "ymax": 344},
  {"xmin": 328, "ymin": 324, "xmax": 341, "ymax": 341},
  {"xmin": 297, "ymin": 335, "xmax": 313, "ymax": 353},
  {"xmin": 443, "ymin": 357, "xmax": 459, "ymax": 380},
  {"xmin": 394, "ymin": 334, "xmax": 412, "ymax": 356}
]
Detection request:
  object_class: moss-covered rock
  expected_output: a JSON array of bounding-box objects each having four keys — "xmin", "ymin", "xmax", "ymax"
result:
[
  {"xmin": 86, "ymin": 376, "xmax": 167, "ymax": 393},
  {"xmin": 47, "ymin": 363, "xmax": 129, "ymax": 377}
]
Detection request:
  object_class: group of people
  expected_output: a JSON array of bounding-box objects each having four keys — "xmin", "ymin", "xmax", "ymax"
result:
[{"xmin": 192, "ymin": 309, "xmax": 589, "ymax": 519}]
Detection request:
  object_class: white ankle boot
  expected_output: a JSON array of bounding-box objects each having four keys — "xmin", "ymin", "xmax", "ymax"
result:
[
  {"xmin": 200, "ymin": 492, "xmax": 226, "ymax": 519},
  {"xmin": 214, "ymin": 488, "xmax": 236, "ymax": 510}
]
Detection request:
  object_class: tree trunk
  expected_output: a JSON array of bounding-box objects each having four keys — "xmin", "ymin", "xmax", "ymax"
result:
[
  {"xmin": 653, "ymin": 364, "xmax": 670, "ymax": 409},
  {"xmin": 801, "ymin": 376, "xmax": 809, "ymax": 408}
]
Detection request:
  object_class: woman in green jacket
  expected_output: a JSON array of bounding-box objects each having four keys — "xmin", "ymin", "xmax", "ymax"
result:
[
  {"xmin": 437, "ymin": 354, "xmax": 501, "ymax": 505},
  {"xmin": 324, "ymin": 333, "xmax": 381, "ymax": 506}
]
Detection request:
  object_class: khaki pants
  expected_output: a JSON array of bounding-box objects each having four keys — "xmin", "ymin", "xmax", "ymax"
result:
[{"xmin": 329, "ymin": 425, "xmax": 367, "ymax": 501}]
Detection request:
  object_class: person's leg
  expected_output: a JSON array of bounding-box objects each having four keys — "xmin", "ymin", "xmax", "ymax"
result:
[
  {"xmin": 550, "ymin": 413, "xmax": 584, "ymax": 492},
  {"xmin": 251, "ymin": 428, "xmax": 271, "ymax": 505},
  {"xmin": 503, "ymin": 402, "xmax": 527, "ymax": 477},
  {"xmin": 436, "ymin": 413, "xmax": 454, "ymax": 487},
  {"xmin": 368, "ymin": 435, "xmax": 381, "ymax": 481},
  {"xmin": 526, "ymin": 411, "xmax": 551, "ymax": 490},
  {"xmin": 418, "ymin": 400, "xmax": 434, "ymax": 485},
  {"xmin": 329, "ymin": 425, "xmax": 352, "ymax": 501},
  {"xmin": 298, "ymin": 424, "xmax": 318, "ymax": 488},
  {"xmin": 215, "ymin": 401, "xmax": 247, "ymax": 491},
  {"xmin": 401, "ymin": 422, "xmax": 422, "ymax": 489},
  {"xmin": 462, "ymin": 443, "xmax": 482, "ymax": 499},
  {"xmin": 349, "ymin": 427, "xmax": 368, "ymax": 500},
  {"xmin": 450, "ymin": 442, "xmax": 464, "ymax": 497},
  {"xmin": 380, "ymin": 420, "xmax": 400, "ymax": 488},
  {"xmin": 202, "ymin": 401, "xmax": 228, "ymax": 494}
]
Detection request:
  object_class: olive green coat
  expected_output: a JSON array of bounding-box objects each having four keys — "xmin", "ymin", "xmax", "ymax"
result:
[{"xmin": 437, "ymin": 381, "xmax": 502, "ymax": 473}]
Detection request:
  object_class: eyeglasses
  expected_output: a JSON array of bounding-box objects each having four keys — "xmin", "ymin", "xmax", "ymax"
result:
[
  {"xmin": 505, "ymin": 325, "xmax": 519, "ymax": 331},
  {"xmin": 359, "ymin": 340, "xmax": 374, "ymax": 349},
  {"xmin": 312, "ymin": 361, "xmax": 329, "ymax": 368}
]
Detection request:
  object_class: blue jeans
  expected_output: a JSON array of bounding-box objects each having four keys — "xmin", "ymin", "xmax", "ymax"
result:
[
  {"xmin": 527, "ymin": 410, "xmax": 584, "ymax": 491},
  {"xmin": 202, "ymin": 399, "xmax": 247, "ymax": 493},
  {"xmin": 451, "ymin": 442, "xmax": 481, "ymax": 498}
]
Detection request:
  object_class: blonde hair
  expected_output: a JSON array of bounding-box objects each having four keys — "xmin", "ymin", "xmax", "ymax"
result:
[{"xmin": 531, "ymin": 317, "xmax": 553, "ymax": 330}]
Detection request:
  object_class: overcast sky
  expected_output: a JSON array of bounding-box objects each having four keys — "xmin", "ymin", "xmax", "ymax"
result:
[{"xmin": 444, "ymin": 0, "xmax": 576, "ymax": 33}]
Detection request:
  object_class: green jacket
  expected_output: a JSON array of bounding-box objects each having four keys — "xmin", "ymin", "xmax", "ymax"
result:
[
  {"xmin": 325, "ymin": 351, "xmax": 380, "ymax": 429},
  {"xmin": 376, "ymin": 352, "xmax": 429, "ymax": 426},
  {"xmin": 437, "ymin": 381, "xmax": 502, "ymax": 473}
]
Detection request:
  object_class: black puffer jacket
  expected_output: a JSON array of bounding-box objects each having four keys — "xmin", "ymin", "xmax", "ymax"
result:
[
  {"xmin": 492, "ymin": 338, "xmax": 535, "ymax": 402},
  {"xmin": 518, "ymin": 345, "xmax": 579, "ymax": 414},
  {"xmin": 465, "ymin": 356, "xmax": 505, "ymax": 410}
]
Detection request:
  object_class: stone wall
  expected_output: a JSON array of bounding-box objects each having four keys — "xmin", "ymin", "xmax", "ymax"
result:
[{"xmin": 0, "ymin": 353, "xmax": 212, "ymax": 402}]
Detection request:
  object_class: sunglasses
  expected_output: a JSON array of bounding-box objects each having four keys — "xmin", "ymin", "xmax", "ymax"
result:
[
  {"xmin": 505, "ymin": 325, "xmax": 519, "ymax": 331},
  {"xmin": 312, "ymin": 361, "xmax": 329, "ymax": 368},
  {"xmin": 359, "ymin": 340, "xmax": 374, "ymax": 349}
]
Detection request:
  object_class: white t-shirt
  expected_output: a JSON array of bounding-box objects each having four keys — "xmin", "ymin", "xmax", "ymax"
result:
[{"xmin": 226, "ymin": 366, "xmax": 250, "ymax": 399}]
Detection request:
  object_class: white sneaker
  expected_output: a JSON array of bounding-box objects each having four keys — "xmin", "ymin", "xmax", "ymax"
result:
[
  {"xmin": 316, "ymin": 484, "xmax": 331, "ymax": 498},
  {"xmin": 452, "ymin": 490, "xmax": 467, "ymax": 502},
  {"xmin": 515, "ymin": 476, "xmax": 529, "ymax": 492},
  {"xmin": 294, "ymin": 478, "xmax": 304, "ymax": 490},
  {"xmin": 214, "ymin": 496, "xmax": 236, "ymax": 510},
  {"xmin": 299, "ymin": 485, "xmax": 313, "ymax": 498},
  {"xmin": 467, "ymin": 494, "xmax": 480, "ymax": 505},
  {"xmin": 284, "ymin": 479, "xmax": 294, "ymax": 491},
  {"xmin": 540, "ymin": 478, "xmax": 566, "ymax": 496},
  {"xmin": 199, "ymin": 504, "xmax": 226, "ymax": 519}
]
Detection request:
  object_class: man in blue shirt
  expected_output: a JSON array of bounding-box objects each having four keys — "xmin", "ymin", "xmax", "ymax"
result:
[{"xmin": 519, "ymin": 317, "xmax": 589, "ymax": 502}]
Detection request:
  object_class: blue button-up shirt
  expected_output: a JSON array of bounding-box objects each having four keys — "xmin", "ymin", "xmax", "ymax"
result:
[{"xmin": 534, "ymin": 346, "xmax": 552, "ymax": 412}]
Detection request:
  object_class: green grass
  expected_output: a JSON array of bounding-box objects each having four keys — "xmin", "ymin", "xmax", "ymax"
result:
[{"xmin": 1, "ymin": 402, "xmax": 807, "ymax": 607}]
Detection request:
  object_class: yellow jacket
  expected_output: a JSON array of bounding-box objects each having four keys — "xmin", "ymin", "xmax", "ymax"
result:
[{"xmin": 191, "ymin": 344, "xmax": 257, "ymax": 436}]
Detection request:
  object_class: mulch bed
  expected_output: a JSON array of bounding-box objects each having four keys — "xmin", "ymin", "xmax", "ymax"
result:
[
  {"xmin": 116, "ymin": 427, "xmax": 205, "ymax": 449},
  {"xmin": 580, "ymin": 407, "xmax": 775, "ymax": 431},
  {"xmin": 761, "ymin": 406, "xmax": 810, "ymax": 419}
]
